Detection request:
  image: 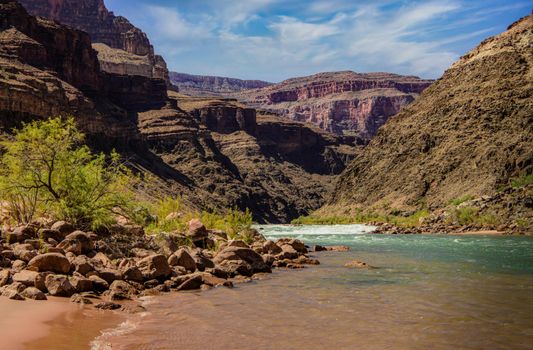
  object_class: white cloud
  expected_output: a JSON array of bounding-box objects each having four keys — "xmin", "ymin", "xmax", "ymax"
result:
[{"xmin": 117, "ymin": 0, "xmax": 523, "ymax": 81}]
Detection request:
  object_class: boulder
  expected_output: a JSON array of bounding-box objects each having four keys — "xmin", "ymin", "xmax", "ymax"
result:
[
  {"xmin": 122, "ymin": 266, "xmax": 143, "ymax": 282},
  {"xmin": 9, "ymin": 226, "xmax": 36, "ymax": 243},
  {"xmin": 262, "ymin": 240, "xmax": 282, "ymax": 254},
  {"xmin": 95, "ymin": 302, "xmax": 121, "ymax": 310},
  {"xmin": 28, "ymin": 253, "xmax": 71, "ymax": 274},
  {"xmin": 45, "ymin": 275, "xmax": 76, "ymax": 297},
  {"xmin": 176, "ymin": 274, "xmax": 203, "ymax": 291},
  {"xmin": 201, "ymin": 273, "xmax": 233, "ymax": 288},
  {"xmin": 57, "ymin": 238, "xmax": 82, "ymax": 255},
  {"xmin": 214, "ymin": 246, "xmax": 271, "ymax": 275},
  {"xmin": 0, "ymin": 270, "xmax": 10, "ymax": 287},
  {"xmin": 70, "ymin": 276, "xmax": 93, "ymax": 293},
  {"xmin": 227, "ymin": 240, "xmax": 249, "ymax": 248},
  {"xmin": 71, "ymin": 255, "xmax": 95, "ymax": 276},
  {"xmin": 188, "ymin": 249, "xmax": 215, "ymax": 271},
  {"xmin": 11, "ymin": 260, "xmax": 27, "ymax": 272},
  {"xmin": 109, "ymin": 280, "xmax": 137, "ymax": 300},
  {"xmin": 3, "ymin": 289, "xmax": 25, "ymax": 300},
  {"xmin": 21, "ymin": 287, "xmax": 47, "ymax": 300},
  {"xmin": 13, "ymin": 244, "xmax": 38, "ymax": 262},
  {"xmin": 12, "ymin": 270, "xmax": 39, "ymax": 287},
  {"xmin": 70, "ymin": 294, "xmax": 93, "ymax": 304},
  {"xmin": 216, "ymin": 260, "xmax": 253, "ymax": 277},
  {"xmin": 39, "ymin": 229, "xmax": 65, "ymax": 243},
  {"xmin": 88, "ymin": 275, "xmax": 109, "ymax": 292},
  {"xmin": 344, "ymin": 260, "xmax": 372, "ymax": 268},
  {"xmin": 186, "ymin": 219, "xmax": 208, "ymax": 241},
  {"xmin": 98, "ymin": 269, "xmax": 122, "ymax": 284},
  {"xmin": 168, "ymin": 248, "xmax": 196, "ymax": 272},
  {"xmin": 137, "ymin": 254, "xmax": 171, "ymax": 280},
  {"xmin": 276, "ymin": 239, "xmax": 307, "ymax": 254},
  {"xmin": 91, "ymin": 252, "xmax": 115, "ymax": 269},
  {"xmin": 34, "ymin": 272, "xmax": 51, "ymax": 292},
  {"xmin": 277, "ymin": 245, "xmax": 298, "ymax": 260},
  {"xmin": 51, "ymin": 221, "xmax": 75, "ymax": 236},
  {"xmin": 64, "ymin": 231, "xmax": 94, "ymax": 254}
]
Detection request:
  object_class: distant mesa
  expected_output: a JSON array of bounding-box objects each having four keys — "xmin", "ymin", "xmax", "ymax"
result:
[
  {"xmin": 233, "ymin": 71, "xmax": 434, "ymax": 142},
  {"xmin": 170, "ymin": 72, "xmax": 273, "ymax": 97}
]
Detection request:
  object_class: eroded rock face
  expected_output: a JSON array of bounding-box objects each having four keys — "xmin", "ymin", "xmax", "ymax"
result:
[
  {"xmin": 328, "ymin": 14, "xmax": 533, "ymax": 217},
  {"xmin": 18, "ymin": 0, "xmax": 169, "ymax": 83},
  {"xmin": 169, "ymin": 72, "xmax": 272, "ymax": 96},
  {"xmin": 234, "ymin": 71, "xmax": 433, "ymax": 141}
]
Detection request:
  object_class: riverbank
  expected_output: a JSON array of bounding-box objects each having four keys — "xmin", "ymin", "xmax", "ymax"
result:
[{"xmin": 0, "ymin": 297, "xmax": 123, "ymax": 350}]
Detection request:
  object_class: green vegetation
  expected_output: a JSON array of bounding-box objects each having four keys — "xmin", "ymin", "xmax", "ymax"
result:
[
  {"xmin": 138, "ymin": 197, "xmax": 253, "ymax": 239},
  {"xmin": 448, "ymin": 195, "xmax": 474, "ymax": 206},
  {"xmin": 0, "ymin": 117, "xmax": 137, "ymax": 230},
  {"xmin": 448, "ymin": 206, "xmax": 501, "ymax": 226},
  {"xmin": 292, "ymin": 209, "xmax": 430, "ymax": 228},
  {"xmin": 510, "ymin": 173, "xmax": 533, "ymax": 189}
]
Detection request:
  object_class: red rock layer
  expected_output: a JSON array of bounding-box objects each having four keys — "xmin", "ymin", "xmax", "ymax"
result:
[{"xmin": 235, "ymin": 71, "xmax": 433, "ymax": 141}]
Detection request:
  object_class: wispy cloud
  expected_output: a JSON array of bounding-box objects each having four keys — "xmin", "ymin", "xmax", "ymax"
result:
[{"xmin": 108, "ymin": 0, "xmax": 532, "ymax": 81}]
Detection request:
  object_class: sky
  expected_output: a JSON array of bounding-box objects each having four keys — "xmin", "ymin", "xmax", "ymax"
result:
[{"xmin": 105, "ymin": 0, "xmax": 532, "ymax": 82}]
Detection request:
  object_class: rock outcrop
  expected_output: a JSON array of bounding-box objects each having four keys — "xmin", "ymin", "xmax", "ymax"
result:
[
  {"xmin": 234, "ymin": 71, "xmax": 433, "ymax": 141},
  {"xmin": 138, "ymin": 93, "xmax": 356, "ymax": 222},
  {"xmin": 170, "ymin": 72, "xmax": 272, "ymax": 96},
  {"xmin": 325, "ymin": 14, "xmax": 533, "ymax": 228},
  {"xmin": 18, "ymin": 0, "xmax": 169, "ymax": 83}
]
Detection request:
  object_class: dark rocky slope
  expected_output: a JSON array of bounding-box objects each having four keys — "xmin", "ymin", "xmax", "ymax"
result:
[
  {"xmin": 324, "ymin": 14, "xmax": 533, "ymax": 231},
  {"xmin": 234, "ymin": 71, "xmax": 433, "ymax": 141},
  {"xmin": 170, "ymin": 72, "xmax": 272, "ymax": 96}
]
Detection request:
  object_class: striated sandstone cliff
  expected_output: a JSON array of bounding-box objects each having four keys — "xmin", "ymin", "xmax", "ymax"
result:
[
  {"xmin": 18, "ymin": 0, "xmax": 169, "ymax": 83},
  {"xmin": 235, "ymin": 71, "xmax": 433, "ymax": 141},
  {"xmin": 325, "ymin": 14, "xmax": 533, "ymax": 224},
  {"xmin": 170, "ymin": 72, "xmax": 272, "ymax": 96}
]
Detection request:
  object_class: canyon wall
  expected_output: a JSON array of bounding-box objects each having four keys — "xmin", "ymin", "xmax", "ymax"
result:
[
  {"xmin": 18, "ymin": 0, "xmax": 169, "ymax": 83},
  {"xmin": 170, "ymin": 72, "xmax": 272, "ymax": 96},
  {"xmin": 235, "ymin": 71, "xmax": 433, "ymax": 141}
]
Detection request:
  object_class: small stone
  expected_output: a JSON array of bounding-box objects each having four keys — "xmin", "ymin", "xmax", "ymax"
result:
[
  {"xmin": 95, "ymin": 301, "xmax": 121, "ymax": 310},
  {"xmin": 21, "ymin": 287, "xmax": 47, "ymax": 300},
  {"xmin": 70, "ymin": 294, "xmax": 93, "ymax": 304}
]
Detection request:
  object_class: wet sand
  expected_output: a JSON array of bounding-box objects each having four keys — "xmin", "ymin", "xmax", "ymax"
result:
[{"xmin": 0, "ymin": 297, "xmax": 124, "ymax": 350}]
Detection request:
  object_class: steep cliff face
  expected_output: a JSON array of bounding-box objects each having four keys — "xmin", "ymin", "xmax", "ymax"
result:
[
  {"xmin": 138, "ymin": 92, "xmax": 356, "ymax": 222},
  {"xmin": 170, "ymin": 72, "xmax": 272, "ymax": 96},
  {"xmin": 327, "ymin": 14, "xmax": 533, "ymax": 217},
  {"xmin": 18, "ymin": 0, "xmax": 169, "ymax": 83},
  {"xmin": 235, "ymin": 71, "xmax": 433, "ymax": 141}
]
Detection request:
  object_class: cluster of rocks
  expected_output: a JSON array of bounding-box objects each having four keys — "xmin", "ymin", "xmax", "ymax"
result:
[{"xmin": 0, "ymin": 219, "xmax": 321, "ymax": 306}]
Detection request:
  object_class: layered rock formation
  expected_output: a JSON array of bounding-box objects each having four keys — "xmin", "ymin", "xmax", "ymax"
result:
[
  {"xmin": 234, "ymin": 71, "xmax": 433, "ymax": 141},
  {"xmin": 18, "ymin": 0, "xmax": 169, "ymax": 83},
  {"xmin": 325, "ymin": 14, "xmax": 533, "ymax": 227},
  {"xmin": 170, "ymin": 72, "xmax": 272, "ymax": 96},
  {"xmin": 138, "ymin": 93, "xmax": 356, "ymax": 222}
]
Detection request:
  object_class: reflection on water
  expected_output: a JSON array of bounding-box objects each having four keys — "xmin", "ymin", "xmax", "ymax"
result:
[{"xmin": 92, "ymin": 225, "xmax": 533, "ymax": 350}]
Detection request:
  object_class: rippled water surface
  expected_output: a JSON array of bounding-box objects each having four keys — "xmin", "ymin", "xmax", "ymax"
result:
[{"xmin": 93, "ymin": 225, "xmax": 533, "ymax": 350}]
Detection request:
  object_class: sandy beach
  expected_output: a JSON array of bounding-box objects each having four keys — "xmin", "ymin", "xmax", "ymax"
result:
[{"xmin": 0, "ymin": 298, "xmax": 123, "ymax": 350}]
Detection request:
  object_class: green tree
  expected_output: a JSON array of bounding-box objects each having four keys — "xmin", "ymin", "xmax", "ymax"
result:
[{"xmin": 0, "ymin": 117, "xmax": 136, "ymax": 229}]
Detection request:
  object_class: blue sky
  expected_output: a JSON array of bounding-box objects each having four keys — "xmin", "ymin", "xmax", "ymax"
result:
[{"xmin": 106, "ymin": 0, "xmax": 531, "ymax": 82}]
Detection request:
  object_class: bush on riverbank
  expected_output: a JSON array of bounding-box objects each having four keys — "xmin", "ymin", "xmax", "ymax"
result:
[{"xmin": 0, "ymin": 117, "xmax": 137, "ymax": 230}]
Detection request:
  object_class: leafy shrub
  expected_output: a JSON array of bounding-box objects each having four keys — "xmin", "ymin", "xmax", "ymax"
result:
[
  {"xmin": 511, "ymin": 174, "xmax": 533, "ymax": 188},
  {"xmin": 449, "ymin": 195, "xmax": 474, "ymax": 206},
  {"xmin": 0, "ymin": 117, "xmax": 137, "ymax": 229}
]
